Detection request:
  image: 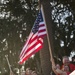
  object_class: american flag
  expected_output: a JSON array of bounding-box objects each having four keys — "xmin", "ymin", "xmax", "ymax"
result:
[{"xmin": 19, "ymin": 9, "xmax": 47, "ymax": 64}]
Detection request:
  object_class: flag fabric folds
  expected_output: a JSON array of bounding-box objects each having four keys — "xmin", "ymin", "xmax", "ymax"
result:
[{"xmin": 19, "ymin": 9, "xmax": 47, "ymax": 64}]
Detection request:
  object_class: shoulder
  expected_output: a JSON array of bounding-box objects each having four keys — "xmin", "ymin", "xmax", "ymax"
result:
[
  {"xmin": 69, "ymin": 63, "xmax": 75, "ymax": 71},
  {"xmin": 69, "ymin": 63, "xmax": 75, "ymax": 66}
]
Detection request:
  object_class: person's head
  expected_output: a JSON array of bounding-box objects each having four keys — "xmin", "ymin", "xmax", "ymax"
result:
[
  {"xmin": 62, "ymin": 56, "xmax": 70, "ymax": 65},
  {"xmin": 56, "ymin": 64, "xmax": 60, "ymax": 69},
  {"xmin": 63, "ymin": 65, "xmax": 69, "ymax": 72},
  {"xmin": 25, "ymin": 68, "xmax": 32, "ymax": 75}
]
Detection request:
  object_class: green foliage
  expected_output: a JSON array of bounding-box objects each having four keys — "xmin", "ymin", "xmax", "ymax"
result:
[
  {"xmin": 51, "ymin": 0, "xmax": 75, "ymax": 58},
  {"xmin": 0, "ymin": 0, "xmax": 38, "ymax": 74}
]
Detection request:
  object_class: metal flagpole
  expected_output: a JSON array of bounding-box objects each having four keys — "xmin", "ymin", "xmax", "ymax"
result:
[{"xmin": 5, "ymin": 55, "xmax": 14, "ymax": 75}]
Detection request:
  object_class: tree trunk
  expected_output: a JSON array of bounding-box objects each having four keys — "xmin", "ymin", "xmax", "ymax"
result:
[
  {"xmin": 40, "ymin": 0, "xmax": 54, "ymax": 75},
  {"xmin": 40, "ymin": 37, "xmax": 51, "ymax": 75}
]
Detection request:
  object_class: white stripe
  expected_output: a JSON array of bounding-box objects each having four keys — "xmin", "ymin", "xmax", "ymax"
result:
[
  {"xmin": 20, "ymin": 35, "xmax": 38, "ymax": 59},
  {"xmin": 26, "ymin": 43, "xmax": 41, "ymax": 56},
  {"xmin": 39, "ymin": 26, "xmax": 46, "ymax": 31},
  {"xmin": 31, "ymin": 32, "xmax": 38, "ymax": 40},
  {"xmin": 28, "ymin": 39, "xmax": 37, "ymax": 48},
  {"xmin": 39, "ymin": 22, "xmax": 45, "ymax": 25},
  {"xmin": 20, "ymin": 43, "xmax": 41, "ymax": 62},
  {"xmin": 20, "ymin": 33, "xmax": 44, "ymax": 60},
  {"xmin": 39, "ymin": 38, "xmax": 43, "ymax": 43},
  {"xmin": 38, "ymin": 31, "xmax": 46, "ymax": 36},
  {"xmin": 20, "ymin": 44, "xmax": 29, "ymax": 60},
  {"xmin": 20, "ymin": 33, "xmax": 33, "ymax": 56},
  {"xmin": 20, "ymin": 39, "xmax": 37, "ymax": 59}
]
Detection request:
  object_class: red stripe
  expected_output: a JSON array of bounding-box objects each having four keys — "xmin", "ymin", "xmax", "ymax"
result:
[
  {"xmin": 20, "ymin": 33, "xmax": 33, "ymax": 57},
  {"xmin": 25, "ymin": 38, "xmax": 43, "ymax": 54},
  {"xmin": 19, "ymin": 32, "xmax": 45, "ymax": 62},
  {"xmin": 20, "ymin": 33, "xmax": 34, "ymax": 58},
  {"xmin": 19, "ymin": 45, "xmax": 42, "ymax": 64},
  {"xmin": 25, "ymin": 41, "xmax": 39, "ymax": 54},
  {"xmin": 20, "ymin": 38, "xmax": 43, "ymax": 61},
  {"xmin": 20, "ymin": 35, "xmax": 38, "ymax": 60},
  {"xmin": 38, "ymin": 29, "xmax": 46, "ymax": 33},
  {"xmin": 29, "ymin": 35, "xmax": 37, "ymax": 43},
  {"xmin": 20, "ymin": 35, "xmax": 40, "ymax": 59},
  {"xmin": 39, "ymin": 24, "xmax": 45, "ymax": 27}
]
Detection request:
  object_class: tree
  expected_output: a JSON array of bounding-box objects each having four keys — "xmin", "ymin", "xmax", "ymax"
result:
[
  {"xmin": 51, "ymin": 0, "xmax": 75, "ymax": 57},
  {"xmin": 0, "ymin": 0, "xmax": 38, "ymax": 74}
]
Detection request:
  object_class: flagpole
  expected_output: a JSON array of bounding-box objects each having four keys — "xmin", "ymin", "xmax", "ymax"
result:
[{"xmin": 41, "ymin": 5, "xmax": 55, "ymax": 64}]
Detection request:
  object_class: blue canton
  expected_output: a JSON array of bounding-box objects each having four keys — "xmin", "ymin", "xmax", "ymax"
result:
[{"xmin": 32, "ymin": 10, "xmax": 43, "ymax": 33}]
